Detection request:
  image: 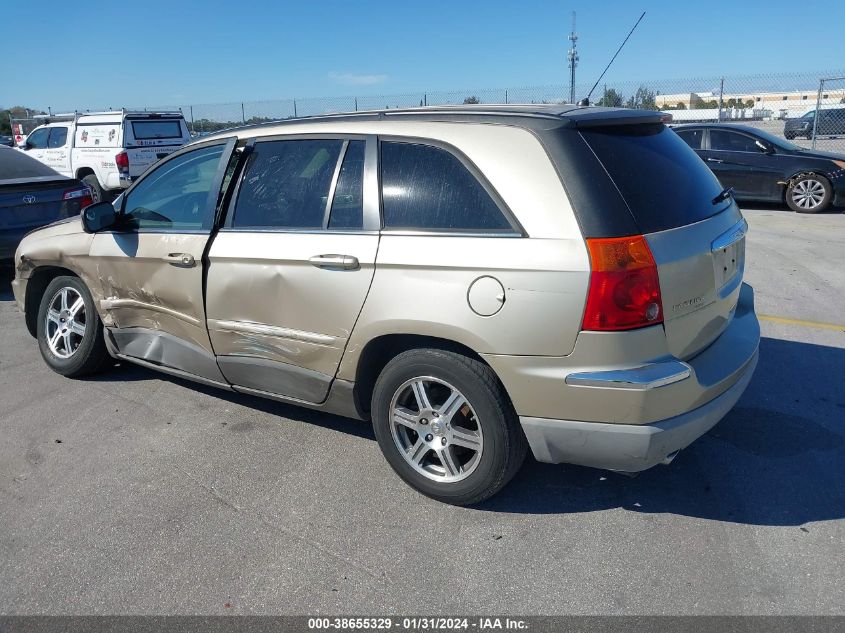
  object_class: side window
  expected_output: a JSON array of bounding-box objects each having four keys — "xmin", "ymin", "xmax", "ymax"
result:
[
  {"xmin": 710, "ymin": 130, "xmax": 757, "ymax": 153},
  {"xmin": 380, "ymin": 142, "xmax": 512, "ymax": 231},
  {"xmin": 48, "ymin": 127, "xmax": 68, "ymax": 148},
  {"xmin": 328, "ymin": 140, "xmax": 365, "ymax": 230},
  {"xmin": 27, "ymin": 128, "xmax": 49, "ymax": 149},
  {"xmin": 122, "ymin": 144, "xmax": 225, "ymax": 231},
  {"xmin": 675, "ymin": 129, "xmax": 703, "ymax": 150},
  {"xmin": 232, "ymin": 139, "xmax": 343, "ymax": 229}
]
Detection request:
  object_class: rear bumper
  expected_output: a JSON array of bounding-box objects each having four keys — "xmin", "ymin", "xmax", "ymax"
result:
[{"xmin": 521, "ymin": 348, "xmax": 757, "ymax": 471}]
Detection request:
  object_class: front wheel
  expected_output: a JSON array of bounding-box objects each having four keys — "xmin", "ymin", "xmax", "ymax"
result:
[
  {"xmin": 371, "ymin": 348, "xmax": 527, "ymax": 505},
  {"xmin": 786, "ymin": 174, "xmax": 832, "ymax": 213},
  {"xmin": 36, "ymin": 276, "xmax": 112, "ymax": 377}
]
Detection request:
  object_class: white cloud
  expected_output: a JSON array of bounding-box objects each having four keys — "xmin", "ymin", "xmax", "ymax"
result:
[{"xmin": 328, "ymin": 72, "xmax": 388, "ymax": 86}]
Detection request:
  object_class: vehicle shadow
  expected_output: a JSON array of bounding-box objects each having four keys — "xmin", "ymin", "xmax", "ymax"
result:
[{"xmin": 478, "ymin": 336, "xmax": 845, "ymax": 526}]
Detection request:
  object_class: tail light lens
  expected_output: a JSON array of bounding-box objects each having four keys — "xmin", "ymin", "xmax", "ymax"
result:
[
  {"xmin": 62, "ymin": 185, "xmax": 93, "ymax": 208},
  {"xmin": 115, "ymin": 151, "xmax": 129, "ymax": 173},
  {"xmin": 582, "ymin": 235, "xmax": 664, "ymax": 331}
]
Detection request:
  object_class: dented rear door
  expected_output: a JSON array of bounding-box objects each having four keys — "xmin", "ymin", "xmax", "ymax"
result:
[
  {"xmin": 90, "ymin": 138, "xmax": 237, "ymax": 382},
  {"xmin": 205, "ymin": 135, "xmax": 378, "ymax": 403}
]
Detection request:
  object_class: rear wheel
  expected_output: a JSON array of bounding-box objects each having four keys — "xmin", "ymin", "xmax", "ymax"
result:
[
  {"xmin": 81, "ymin": 174, "xmax": 105, "ymax": 204},
  {"xmin": 786, "ymin": 174, "xmax": 832, "ymax": 213},
  {"xmin": 371, "ymin": 348, "xmax": 527, "ymax": 505},
  {"xmin": 36, "ymin": 276, "xmax": 112, "ymax": 377}
]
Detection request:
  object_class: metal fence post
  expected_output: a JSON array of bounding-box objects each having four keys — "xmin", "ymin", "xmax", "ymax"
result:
[
  {"xmin": 354, "ymin": 97, "xmax": 358, "ymax": 111},
  {"xmin": 241, "ymin": 102, "xmax": 246, "ymax": 124},
  {"xmin": 189, "ymin": 105, "xmax": 194, "ymax": 134},
  {"xmin": 812, "ymin": 79, "xmax": 823, "ymax": 149},
  {"xmin": 293, "ymin": 100, "xmax": 297, "ymax": 118},
  {"xmin": 505, "ymin": 89, "xmax": 508, "ymax": 104},
  {"xmin": 718, "ymin": 77, "xmax": 724, "ymax": 122}
]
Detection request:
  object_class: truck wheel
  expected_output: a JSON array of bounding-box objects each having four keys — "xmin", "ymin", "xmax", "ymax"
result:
[
  {"xmin": 786, "ymin": 174, "xmax": 832, "ymax": 213},
  {"xmin": 36, "ymin": 276, "xmax": 112, "ymax": 377},
  {"xmin": 371, "ymin": 348, "xmax": 527, "ymax": 506},
  {"xmin": 81, "ymin": 174, "xmax": 105, "ymax": 204}
]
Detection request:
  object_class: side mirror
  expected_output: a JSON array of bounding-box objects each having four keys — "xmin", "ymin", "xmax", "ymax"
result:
[
  {"xmin": 23, "ymin": 141, "xmax": 33, "ymax": 151},
  {"xmin": 81, "ymin": 201, "xmax": 118, "ymax": 233}
]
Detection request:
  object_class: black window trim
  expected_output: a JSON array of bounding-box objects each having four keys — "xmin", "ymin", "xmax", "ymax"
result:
[
  {"xmin": 105, "ymin": 136, "xmax": 238, "ymax": 235},
  {"xmin": 376, "ymin": 135, "xmax": 525, "ymax": 237},
  {"xmin": 219, "ymin": 133, "xmax": 380, "ymax": 235}
]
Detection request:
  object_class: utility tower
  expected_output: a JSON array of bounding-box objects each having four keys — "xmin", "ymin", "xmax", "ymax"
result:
[{"xmin": 567, "ymin": 11, "xmax": 579, "ymax": 104}]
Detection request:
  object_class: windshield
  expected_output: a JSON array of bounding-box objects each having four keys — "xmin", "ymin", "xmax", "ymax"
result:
[{"xmin": 801, "ymin": 111, "xmax": 815, "ymax": 120}]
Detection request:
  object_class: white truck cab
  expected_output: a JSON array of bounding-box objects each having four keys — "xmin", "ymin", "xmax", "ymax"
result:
[{"xmin": 20, "ymin": 110, "xmax": 191, "ymax": 201}]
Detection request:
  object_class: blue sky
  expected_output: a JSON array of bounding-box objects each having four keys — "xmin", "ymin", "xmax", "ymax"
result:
[{"xmin": 3, "ymin": 0, "xmax": 844, "ymax": 111}]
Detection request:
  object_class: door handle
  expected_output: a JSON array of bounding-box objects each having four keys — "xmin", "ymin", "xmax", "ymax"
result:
[
  {"xmin": 706, "ymin": 157, "xmax": 724, "ymax": 163},
  {"xmin": 309, "ymin": 254, "xmax": 359, "ymax": 270},
  {"xmin": 163, "ymin": 253, "xmax": 196, "ymax": 267}
]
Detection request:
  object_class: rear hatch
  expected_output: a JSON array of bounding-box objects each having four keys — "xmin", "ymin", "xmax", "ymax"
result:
[
  {"xmin": 564, "ymin": 117, "xmax": 746, "ymax": 359},
  {"xmin": 123, "ymin": 115, "xmax": 191, "ymax": 177}
]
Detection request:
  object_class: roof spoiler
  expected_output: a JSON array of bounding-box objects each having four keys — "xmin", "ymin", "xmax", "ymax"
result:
[{"xmin": 562, "ymin": 108, "xmax": 672, "ymax": 128}]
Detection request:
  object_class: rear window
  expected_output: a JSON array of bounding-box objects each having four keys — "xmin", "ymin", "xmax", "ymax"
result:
[
  {"xmin": 579, "ymin": 123, "xmax": 726, "ymax": 234},
  {"xmin": 130, "ymin": 120, "xmax": 184, "ymax": 140}
]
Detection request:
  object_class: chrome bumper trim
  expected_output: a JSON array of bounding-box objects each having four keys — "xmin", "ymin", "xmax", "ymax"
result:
[{"xmin": 565, "ymin": 360, "xmax": 692, "ymax": 390}]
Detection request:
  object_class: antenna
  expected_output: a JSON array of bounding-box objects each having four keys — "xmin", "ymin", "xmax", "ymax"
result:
[
  {"xmin": 567, "ymin": 11, "xmax": 579, "ymax": 104},
  {"xmin": 579, "ymin": 11, "xmax": 646, "ymax": 106}
]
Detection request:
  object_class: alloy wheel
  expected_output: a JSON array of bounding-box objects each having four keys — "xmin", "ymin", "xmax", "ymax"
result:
[
  {"xmin": 44, "ymin": 287, "xmax": 87, "ymax": 358},
  {"xmin": 791, "ymin": 179, "xmax": 826, "ymax": 210},
  {"xmin": 389, "ymin": 376, "xmax": 483, "ymax": 483}
]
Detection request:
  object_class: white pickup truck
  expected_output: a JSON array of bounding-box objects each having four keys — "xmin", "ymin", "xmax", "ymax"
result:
[{"xmin": 20, "ymin": 110, "xmax": 192, "ymax": 201}]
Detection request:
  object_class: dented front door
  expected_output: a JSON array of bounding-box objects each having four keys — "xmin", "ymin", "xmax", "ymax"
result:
[{"xmin": 90, "ymin": 139, "xmax": 236, "ymax": 382}]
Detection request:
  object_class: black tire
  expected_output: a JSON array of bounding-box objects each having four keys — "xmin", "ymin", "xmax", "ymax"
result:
[
  {"xmin": 81, "ymin": 174, "xmax": 106, "ymax": 204},
  {"xmin": 371, "ymin": 348, "xmax": 527, "ymax": 505},
  {"xmin": 36, "ymin": 275, "xmax": 112, "ymax": 377},
  {"xmin": 785, "ymin": 174, "xmax": 832, "ymax": 214}
]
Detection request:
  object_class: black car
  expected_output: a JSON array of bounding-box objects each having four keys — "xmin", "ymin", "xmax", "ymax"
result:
[
  {"xmin": 784, "ymin": 108, "xmax": 845, "ymax": 140},
  {"xmin": 673, "ymin": 124, "xmax": 845, "ymax": 213},
  {"xmin": 0, "ymin": 148, "xmax": 92, "ymax": 260},
  {"xmin": 0, "ymin": 135, "xmax": 15, "ymax": 147}
]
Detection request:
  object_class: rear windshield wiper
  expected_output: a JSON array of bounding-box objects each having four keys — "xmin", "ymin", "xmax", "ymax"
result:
[{"xmin": 712, "ymin": 186, "xmax": 734, "ymax": 206}]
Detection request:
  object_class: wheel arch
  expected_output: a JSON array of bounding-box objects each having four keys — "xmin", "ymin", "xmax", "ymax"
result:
[
  {"xmin": 75, "ymin": 166, "xmax": 96, "ymax": 180},
  {"xmin": 782, "ymin": 170, "xmax": 832, "ymax": 203},
  {"xmin": 352, "ymin": 333, "xmax": 509, "ymax": 416},
  {"xmin": 24, "ymin": 266, "xmax": 79, "ymax": 338}
]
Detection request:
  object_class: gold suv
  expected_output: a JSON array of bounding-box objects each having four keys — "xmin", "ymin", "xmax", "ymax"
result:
[{"xmin": 12, "ymin": 105, "xmax": 760, "ymax": 505}]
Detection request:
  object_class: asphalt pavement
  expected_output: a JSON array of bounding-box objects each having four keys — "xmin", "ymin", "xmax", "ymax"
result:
[{"xmin": 0, "ymin": 206, "xmax": 843, "ymax": 615}]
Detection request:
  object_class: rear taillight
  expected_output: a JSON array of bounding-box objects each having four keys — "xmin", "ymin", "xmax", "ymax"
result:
[
  {"xmin": 62, "ymin": 186, "xmax": 93, "ymax": 208},
  {"xmin": 582, "ymin": 235, "xmax": 663, "ymax": 331},
  {"xmin": 115, "ymin": 151, "xmax": 129, "ymax": 173}
]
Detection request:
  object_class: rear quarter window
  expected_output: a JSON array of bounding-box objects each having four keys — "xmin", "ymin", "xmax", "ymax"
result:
[
  {"xmin": 380, "ymin": 141, "xmax": 514, "ymax": 232},
  {"xmin": 579, "ymin": 123, "xmax": 726, "ymax": 234}
]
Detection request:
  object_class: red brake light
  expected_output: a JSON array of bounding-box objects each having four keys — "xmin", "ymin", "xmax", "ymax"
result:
[
  {"xmin": 582, "ymin": 235, "xmax": 664, "ymax": 331},
  {"xmin": 62, "ymin": 186, "xmax": 93, "ymax": 208},
  {"xmin": 115, "ymin": 151, "xmax": 129, "ymax": 172}
]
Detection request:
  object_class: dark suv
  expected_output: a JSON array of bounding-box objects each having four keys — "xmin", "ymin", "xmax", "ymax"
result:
[{"xmin": 785, "ymin": 108, "xmax": 845, "ymax": 139}]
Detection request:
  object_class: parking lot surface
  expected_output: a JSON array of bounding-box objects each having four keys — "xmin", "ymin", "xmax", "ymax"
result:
[{"xmin": 1, "ymin": 206, "xmax": 843, "ymax": 615}]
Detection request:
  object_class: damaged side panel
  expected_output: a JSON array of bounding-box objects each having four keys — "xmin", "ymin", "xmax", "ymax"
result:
[{"xmin": 89, "ymin": 230, "xmax": 227, "ymax": 383}]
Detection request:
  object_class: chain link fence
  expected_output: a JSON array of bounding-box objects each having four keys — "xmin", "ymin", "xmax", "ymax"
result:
[{"xmin": 11, "ymin": 69, "xmax": 845, "ymax": 152}]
